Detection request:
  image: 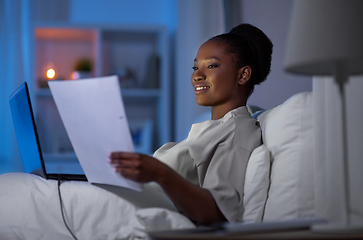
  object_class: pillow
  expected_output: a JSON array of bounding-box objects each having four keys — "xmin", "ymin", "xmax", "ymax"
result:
[
  {"xmin": 243, "ymin": 144, "xmax": 271, "ymax": 222},
  {"xmin": 257, "ymin": 92, "xmax": 315, "ymax": 221}
]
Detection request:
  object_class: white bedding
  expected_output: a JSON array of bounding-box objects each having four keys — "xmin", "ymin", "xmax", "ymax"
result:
[{"xmin": 0, "ymin": 173, "xmax": 195, "ymax": 240}]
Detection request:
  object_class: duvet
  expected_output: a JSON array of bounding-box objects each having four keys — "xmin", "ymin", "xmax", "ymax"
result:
[{"xmin": 0, "ymin": 173, "xmax": 195, "ymax": 240}]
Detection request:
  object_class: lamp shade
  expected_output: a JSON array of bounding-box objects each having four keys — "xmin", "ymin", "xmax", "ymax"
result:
[{"xmin": 284, "ymin": 0, "xmax": 363, "ymax": 75}]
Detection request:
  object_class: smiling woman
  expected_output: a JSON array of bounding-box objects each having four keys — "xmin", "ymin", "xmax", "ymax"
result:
[{"xmin": 110, "ymin": 23, "xmax": 273, "ymax": 225}]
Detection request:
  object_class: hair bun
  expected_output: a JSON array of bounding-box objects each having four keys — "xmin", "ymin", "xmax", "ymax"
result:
[{"xmin": 229, "ymin": 24, "xmax": 273, "ymax": 84}]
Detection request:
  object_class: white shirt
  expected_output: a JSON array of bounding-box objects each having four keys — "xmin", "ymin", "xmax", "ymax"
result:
[{"xmin": 153, "ymin": 106, "xmax": 262, "ymax": 222}]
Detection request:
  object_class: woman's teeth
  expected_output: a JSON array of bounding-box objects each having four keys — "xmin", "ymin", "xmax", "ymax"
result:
[{"xmin": 195, "ymin": 86, "xmax": 209, "ymax": 91}]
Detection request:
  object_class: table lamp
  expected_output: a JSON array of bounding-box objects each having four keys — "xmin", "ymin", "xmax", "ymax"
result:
[{"xmin": 283, "ymin": 0, "xmax": 363, "ymax": 233}]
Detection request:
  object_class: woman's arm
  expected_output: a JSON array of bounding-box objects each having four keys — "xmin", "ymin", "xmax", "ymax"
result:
[{"xmin": 109, "ymin": 152, "xmax": 226, "ymax": 225}]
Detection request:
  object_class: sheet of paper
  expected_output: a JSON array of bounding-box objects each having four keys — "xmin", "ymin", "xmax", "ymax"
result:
[{"xmin": 48, "ymin": 76, "xmax": 142, "ymax": 191}]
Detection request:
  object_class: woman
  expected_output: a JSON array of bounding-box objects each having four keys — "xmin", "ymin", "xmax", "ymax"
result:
[{"xmin": 110, "ymin": 23, "xmax": 273, "ymax": 225}]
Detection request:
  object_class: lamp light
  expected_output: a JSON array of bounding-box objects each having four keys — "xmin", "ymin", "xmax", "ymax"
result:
[{"xmin": 284, "ymin": 0, "xmax": 363, "ymax": 233}]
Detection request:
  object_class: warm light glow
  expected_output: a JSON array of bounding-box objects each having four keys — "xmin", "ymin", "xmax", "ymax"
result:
[{"xmin": 46, "ymin": 68, "xmax": 56, "ymax": 79}]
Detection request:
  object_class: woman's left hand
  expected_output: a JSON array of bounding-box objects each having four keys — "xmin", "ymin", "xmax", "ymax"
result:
[{"xmin": 109, "ymin": 152, "xmax": 167, "ymax": 183}]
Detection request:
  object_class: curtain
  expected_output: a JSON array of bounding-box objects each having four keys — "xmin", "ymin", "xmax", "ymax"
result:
[
  {"xmin": 175, "ymin": 0, "xmax": 225, "ymax": 141},
  {"xmin": 0, "ymin": 0, "xmax": 33, "ymax": 173},
  {"xmin": 313, "ymin": 76, "xmax": 363, "ymax": 223}
]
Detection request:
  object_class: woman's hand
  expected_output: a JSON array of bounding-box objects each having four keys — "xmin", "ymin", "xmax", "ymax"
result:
[
  {"xmin": 109, "ymin": 152, "xmax": 168, "ymax": 183},
  {"xmin": 109, "ymin": 151, "xmax": 226, "ymax": 225}
]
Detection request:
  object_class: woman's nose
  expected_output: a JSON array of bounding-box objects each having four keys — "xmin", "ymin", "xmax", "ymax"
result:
[
  {"xmin": 194, "ymin": 76, "xmax": 203, "ymax": 81},
  {"xmin": 193, "ymin": 71, "xmax": 205, "ymax": 82}
]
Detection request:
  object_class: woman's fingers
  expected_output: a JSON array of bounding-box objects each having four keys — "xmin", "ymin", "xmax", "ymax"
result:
[
  {"xmin": 108, "ymin": 151, "xmax": 164, "ymax": 183},
  {"xmin": 113, "ymin": 165, "xmax": 140, "ymax": 180},
  {"xmin": 109, "ymin": 152, "xmax": 139, "ymax": 165},
  {"xmin": 110, "ymin": 151, "xmax": 138, "ymax": 160},
  {"xmin": 109, "ymin": 152, "xmax": 143, "ymax": 178}
]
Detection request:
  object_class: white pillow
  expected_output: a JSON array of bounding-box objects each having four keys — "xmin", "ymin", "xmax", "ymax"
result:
[
  {"xmin": 258, "ymin": 92, "xmax": 315, "ymax": 221},
  {"xmin": 243, "ymin": 144, "xmax": 270, "ymax": 222}
]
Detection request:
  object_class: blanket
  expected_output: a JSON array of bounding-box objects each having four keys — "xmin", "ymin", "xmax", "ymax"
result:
[{"xmin": 0, "ymin": 173, "xmax": 195, "ymax": 240}]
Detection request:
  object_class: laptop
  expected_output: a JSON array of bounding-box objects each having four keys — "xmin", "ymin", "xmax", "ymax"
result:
[{"xmin": 9, "ymin": 82, "xmax": 87, "ymax": 181}]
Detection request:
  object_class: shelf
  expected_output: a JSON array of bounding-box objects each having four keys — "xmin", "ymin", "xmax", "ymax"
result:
[
  {"xmin": 35, "ymin": 28, "xmax": 96, "ymax": 41},
  {"xmin": 33, "ymin": 24, "xmax": 171, "ymax": 160}
]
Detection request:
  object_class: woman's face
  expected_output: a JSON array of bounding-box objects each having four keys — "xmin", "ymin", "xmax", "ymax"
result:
[{"xmin": 191, "ymin": 40, "xmax": 243, "ymax": 109}]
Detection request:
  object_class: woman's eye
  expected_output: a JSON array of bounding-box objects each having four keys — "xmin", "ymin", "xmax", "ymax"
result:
[
  {"xmin": 208, "ymin": 64, "xmax": 218, "ymax": 69},
  {"xmin": 192, "ymin": 66, "xmax": 198, "ymax": 71}
]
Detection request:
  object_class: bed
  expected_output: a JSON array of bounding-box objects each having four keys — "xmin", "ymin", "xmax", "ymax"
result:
[{"xmin": 0, "ymin": 92, "xmax": 315, "ymax": 240}]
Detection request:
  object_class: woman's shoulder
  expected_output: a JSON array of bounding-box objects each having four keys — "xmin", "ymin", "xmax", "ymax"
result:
[
  {"xmin": 223, "ymin": 106, "xmax": 259, "ymax": 129},
  {"xmin": 230, "ymin": 107, "xmax": 262, "ymax": 152}
]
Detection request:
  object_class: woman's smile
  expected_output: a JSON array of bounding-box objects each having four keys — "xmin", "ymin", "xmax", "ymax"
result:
[{"xmin": 194, "ymin": 84, "xmax": 210, "ymax": 94}]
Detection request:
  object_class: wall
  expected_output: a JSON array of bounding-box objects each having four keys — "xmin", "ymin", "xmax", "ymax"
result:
[{"xmin": 69, "ymin": 0, "xmax": 177, "ymax": 31}]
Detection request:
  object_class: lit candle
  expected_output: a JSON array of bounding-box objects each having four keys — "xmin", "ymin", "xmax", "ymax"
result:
[{"xmin": 46, "ymin": 68, "xmax": 56, "ymax": 79}]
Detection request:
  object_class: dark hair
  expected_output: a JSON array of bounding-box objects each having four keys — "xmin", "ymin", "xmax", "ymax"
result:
[{"xmin": 209, "ymin": 23, "xmax": 273, "ymax": 92}]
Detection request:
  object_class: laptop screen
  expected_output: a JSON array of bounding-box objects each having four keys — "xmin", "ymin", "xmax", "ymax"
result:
[{"xmin": 9, "ymin": 82, "xmax": 46, "ymax": 175}]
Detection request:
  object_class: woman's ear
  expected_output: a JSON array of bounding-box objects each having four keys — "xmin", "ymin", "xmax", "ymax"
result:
[{"xmin": 238, "ymin": 66, "xmax": 252, "ymax": 85}]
